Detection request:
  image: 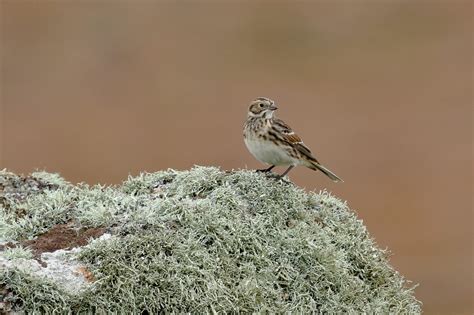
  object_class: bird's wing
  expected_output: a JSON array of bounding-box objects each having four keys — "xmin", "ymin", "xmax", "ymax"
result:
[
  {"xmin": 273, "ymin": 118, "xmax": 301, "ymax": 142},
  {"xmin": 273, "ymin": 118, "xmax": 320, "ymax": 163}
]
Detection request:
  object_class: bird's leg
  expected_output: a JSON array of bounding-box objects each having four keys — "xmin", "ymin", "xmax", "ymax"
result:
[
  {"xmin": 257, "ymin": 165, "xmax": 275, "ymax": 173},
  {"xmin": 279, "ymin": 166, "xmax": 294, "ymax": 178}
]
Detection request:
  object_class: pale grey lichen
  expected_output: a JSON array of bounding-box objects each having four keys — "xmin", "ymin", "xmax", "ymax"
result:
[
  {"xmin": 1, "ymin": 248, "xmax": 91, "ymax": 296},
  {"xmin": 2, "ymin": 246, "xmax": 33, "ymax": 261},
  {"xmin": 0, "ymin": 167, "xmax": 421, "ymax": 313},
  {"xmin": 30, "ymin": 171, "xmax": 69, "ymax": 187}
]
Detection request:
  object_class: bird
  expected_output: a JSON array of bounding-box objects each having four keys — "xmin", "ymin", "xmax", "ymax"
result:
[{"xmin": 243, "ymin": 97, "xmax": 343, "ymax": 182}]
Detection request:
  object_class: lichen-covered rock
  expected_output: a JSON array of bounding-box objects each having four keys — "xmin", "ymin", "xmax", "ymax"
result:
[{"xmin": 0, "ymin": 167, "xmax": 421, "ymax": 313}]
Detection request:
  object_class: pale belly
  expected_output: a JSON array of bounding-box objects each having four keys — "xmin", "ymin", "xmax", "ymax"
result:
[{"xmin": 244, "ymin": 138, "xmax": 297, "ymax": 166}]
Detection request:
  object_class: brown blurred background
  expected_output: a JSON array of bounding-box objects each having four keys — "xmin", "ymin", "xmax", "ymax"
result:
[{"xmin": 1, "ymin": 1, "xmax": 472, "ymax": 313}]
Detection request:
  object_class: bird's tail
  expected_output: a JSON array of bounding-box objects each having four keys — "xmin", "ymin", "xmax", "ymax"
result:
[{"xmin": 308, "ymin": 162, "xmax": 343, "ymax": 182}]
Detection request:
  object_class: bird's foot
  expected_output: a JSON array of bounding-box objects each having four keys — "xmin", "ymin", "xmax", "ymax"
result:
[
  {"xmin": 275, "ymin": 174, "xmax": 293, "ymax": 185},
  {"xmin": 256, "ymin": 165, "xmax": 275, "ymax": 173}
]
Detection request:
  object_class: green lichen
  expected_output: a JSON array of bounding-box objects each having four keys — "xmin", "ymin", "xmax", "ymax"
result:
[{"xmin": 0, "ymin": 167, "xmax": 421, "ymax": 313}]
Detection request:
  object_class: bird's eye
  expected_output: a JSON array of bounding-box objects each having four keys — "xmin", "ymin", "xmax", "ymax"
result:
[{"xmin": 259, "ymin": 103, "xmax": 264, "ymax": 108}]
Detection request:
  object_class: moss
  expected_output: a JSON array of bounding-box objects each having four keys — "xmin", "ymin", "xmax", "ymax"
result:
[{"xmin": 0, "ymin": 167, "xmax": 421, "ymax": 313}]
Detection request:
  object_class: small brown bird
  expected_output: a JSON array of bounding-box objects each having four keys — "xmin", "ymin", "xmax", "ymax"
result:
[{"xmin": 243, "ymin": 97, "xmax": 343, "ymax": 182}]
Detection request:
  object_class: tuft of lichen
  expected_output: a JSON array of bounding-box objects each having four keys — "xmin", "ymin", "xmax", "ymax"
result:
[
  {"xmin": 2, "ymin": 246, "xmax": 33, "ymax": 260},
  {"xmin": 0, "ymin": 167, "xmax": 421, "ymax": 313}
]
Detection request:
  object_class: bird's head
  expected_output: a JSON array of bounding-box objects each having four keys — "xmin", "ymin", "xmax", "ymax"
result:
[{"xmin": 248, "ymin": 97, "xmax": 278, "ymax": 119}]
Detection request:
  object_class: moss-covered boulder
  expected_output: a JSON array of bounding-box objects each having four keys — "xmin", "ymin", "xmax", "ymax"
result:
[{"xmin": 0, "ymin": 167, "xmax": 420, "ymax": 313}]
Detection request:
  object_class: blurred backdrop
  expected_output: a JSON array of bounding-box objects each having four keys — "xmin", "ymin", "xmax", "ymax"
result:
[{"xmin": 1, "ymin": 1, "xmax": 472, "ymax": 314}]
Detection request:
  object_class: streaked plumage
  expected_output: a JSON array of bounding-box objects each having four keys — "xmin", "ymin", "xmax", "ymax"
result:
[{"xmin": 243, "ymin": 97, "xmax": 343, "ymax": 182}]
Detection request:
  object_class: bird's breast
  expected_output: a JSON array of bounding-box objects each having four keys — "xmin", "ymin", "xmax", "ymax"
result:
[{"xmin": 244, "ymin": 136, "xmax": 296, "ymax": 166}]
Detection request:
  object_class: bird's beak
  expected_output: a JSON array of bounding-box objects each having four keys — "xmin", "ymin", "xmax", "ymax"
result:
[{"xmin": 270, "ymin": 104, "xmax": 278, "ymax": 111}]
